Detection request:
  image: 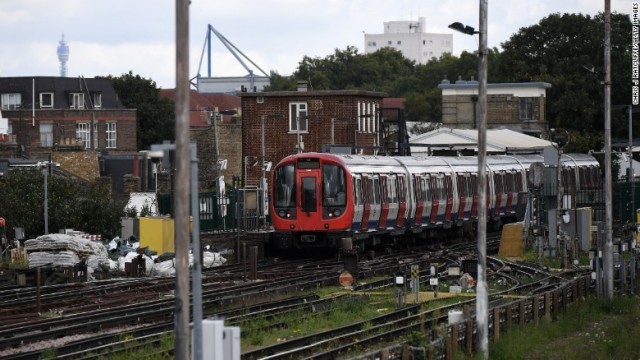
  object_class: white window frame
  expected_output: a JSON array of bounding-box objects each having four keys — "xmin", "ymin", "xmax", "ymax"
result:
[
  {"xmin": 289, "ymin": 102, "xmax": 308, "ymax": 133},
  {"xmin": 70, "ymin": 93, "xmax": 85, "ymax": 109},
  {"xmin": 93, "ymin": 93, "xmax": 102, "ymax": 109},
  {"xmin": 106, "ymin": 122, "xmax": 116, "ymax": 148},
  {"xmin": 40, "ymin": 93, "xmax": 54, "ymax": 108},
  {"xmin": 39, "ymin": 123, "xmax": 53, "ymax": 147},
  {"xmin": 519, "ymin": 97, "xmax": 534, "ymax": 121},
  {"xmin": 76, "ymin": 122, "xmax": 90, "ymax": 148},
  {"xmin": 1, "ymin": 93, "xmax": 21, "ymax": 110}
]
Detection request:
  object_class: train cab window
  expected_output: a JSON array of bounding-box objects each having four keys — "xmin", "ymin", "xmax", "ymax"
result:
[
  {"xmin": 273, "ymin": 164, "xmax": 296, "ymax": 207},
  {"xmin": 301, "ymin": 176, "xmax": 317, "ymax": 212},
  {"xmin": 353, "ymin": 176, "xmax": 363, "ymax": 205},
  {"xmin": 322, "ymin": 164, "xmax": 346, "ymax": 206}
]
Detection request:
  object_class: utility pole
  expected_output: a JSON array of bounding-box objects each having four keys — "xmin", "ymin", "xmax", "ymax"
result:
[
  {"xmin": 476, "ymin": 0, "xmax": 489, "ymax": 356},
  {"xmin": 174, "ymin": 0, "xmax": 191, "ymax": 358},
  {"xmin": 603, "ymin": 0, "xmax": 614, "ymax": 299}
]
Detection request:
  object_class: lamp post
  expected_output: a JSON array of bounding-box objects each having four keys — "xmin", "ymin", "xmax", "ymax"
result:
[{"xmin": 449, "ymin": 1, "xmax": 488, "ymax": 356}]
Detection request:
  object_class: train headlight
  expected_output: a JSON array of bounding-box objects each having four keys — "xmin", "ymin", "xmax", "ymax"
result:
[
  {"xmin": 332, "ymin": 209, "xmax": 342, "ymax": 217},
  {"xmin": 278, "ymin": 210, "xmax": 286, "ymax": 217},
  {"xmin": 324, "ymin": 224, "xmax": 329, "ymax": 229}
]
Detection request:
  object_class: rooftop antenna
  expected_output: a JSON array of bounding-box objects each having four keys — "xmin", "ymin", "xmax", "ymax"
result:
[{"xmin": 57, "ymin": 34, "xmax": 70, "ymax": 77}]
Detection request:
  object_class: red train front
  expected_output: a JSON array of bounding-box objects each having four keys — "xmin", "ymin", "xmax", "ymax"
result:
[{"xmin": 271, "ymin": 153, "xmax": 354, "ymax": 249}]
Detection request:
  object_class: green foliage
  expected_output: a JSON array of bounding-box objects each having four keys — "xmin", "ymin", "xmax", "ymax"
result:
[
  {"xmin": 496, "ymin": 12, "xmax": 631, "ymax": 139},
  {"xmin": 0, "ymin": 170, "xmax": 125, "ymax": 240},
  {"xmin": 102, "ymin": 71, "xmax": 176, "ymax": 150}
]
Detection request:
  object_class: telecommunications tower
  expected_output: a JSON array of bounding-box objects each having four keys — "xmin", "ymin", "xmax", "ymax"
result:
[{"xmin": 57, "ymin": 34, "xmax": 70, "ymax": 77}]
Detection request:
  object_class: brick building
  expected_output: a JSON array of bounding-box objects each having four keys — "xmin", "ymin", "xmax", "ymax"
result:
[
  {"xmin": 239, "ymin": 86, "xmax": 387, "ymax": 187},
  {"xmin": 159, "ymin": 90, "xmax": 241, "ymax": 191},
  {"xmin": 439, "ymin": 79, "xmax": 551, "ymax": 135},
  {"xmin": 0, "ymin": 77, "xmax": 137, "ymax": 157}
]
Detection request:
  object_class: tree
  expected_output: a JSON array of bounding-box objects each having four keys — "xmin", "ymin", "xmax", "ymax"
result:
[
  {"xmin": 103, "ymin": 71, "xmax": 176, "ymax": 150},
  {"xmin": 496, "ymin": 12, "xmax": 631, "ymax": 139},
  {"xmin": 0, "ymin": 170, "xmax": 125, "ymax": 240}
]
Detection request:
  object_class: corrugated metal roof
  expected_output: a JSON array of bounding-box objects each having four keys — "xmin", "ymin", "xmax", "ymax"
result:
[{"xmin": 410, "ymin": 127, "xmax": 554, "ymax": 153}]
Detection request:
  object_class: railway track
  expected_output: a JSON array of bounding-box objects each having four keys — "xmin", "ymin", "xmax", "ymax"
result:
[{"xmin": 0, "ymin": 232, "xmax": 588, "ymax": 359}]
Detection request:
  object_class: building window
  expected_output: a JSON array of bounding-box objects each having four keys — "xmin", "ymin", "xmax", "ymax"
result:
[
  {"xmin": 106, "ymin": 122, "xmax": 116, "ymax": 148},
  {"xmin": 1, "ymin": 93, "xmax": 21, "ymax": 110},
  {"xmin": 76, "ymin": 122, "xmax": 90, "ymax": 148},
  {"xmin": 40, "ymin": 93, "xmax": 54, "ymax": 108},
  {"xmin": 70, "ymin": 93, "xmax": 85, "ymax": 109},
  {"xmin": 519, "ymin": 97, "xmax": 534, "ymax": 120},
  {"xmin": 367, "ymin": 41, "xmax": 377, "ymax": 47},
  {"xmin": 93, "ymin": 93, "xmax": 102, "ymax": 109},
  {"xmin": 397, "ymin": 40, "xmax": 401, "ymax": 45},
  {"xmin": 289, "ymin": 102, "xmax": 308, "ymax": 132},
  {"xmin": 388, "ymin": 40, "xmax": 392, "ymax": 45},
  {"xmin": 40, "ymin": 123, "xmax": 53, "ymax": 147}
]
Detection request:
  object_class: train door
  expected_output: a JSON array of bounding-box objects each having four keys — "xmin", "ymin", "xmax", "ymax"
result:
[
  {"xmin": 457, "ymin": 173, "xmax": 471, "ymax": 221},
  {"xmin": 444, "ymin": 174, "xmax": 454, "ymax": 222},
  {"xmin": 396, "ymin": 174, "xmax": 407, "ymax": 228},
  {"xmin": 494, "ymin": 171, "xmax": 505, "ymax": 216},
  {"xmin": 386, "ymin": 175, "xmax": 399, "ymax": 228},
  {"xmin": 470, "ymin": 173, "xmax": 478, "ymax": 219},
  {"xmin": 368, "ymin": 174, "xmax": 382, "ymax": 230},
  {"xmin": 378, "ymin": 175, "xmax": 389, "ymax": 229},
  {"xmin": 360, "ymin": 174, "xmax": 371, "ymax": 231},
  {"xmin": 352, "ymin": 175, "xmax": 363, "ymax": 230},
  {"xmin": 430, "ymin": 174, "xmax": 444, "ymax": 224},
  {"xmin": 413, "ymin": 174, "xmax": 425, "ymax": 226},
  {"xmin": 296, "ymin": 169, "xmax": 321, "ymax": 231},
  {"xmin": 505, "ymin": 171, "xmax": 514, "ymax": 214}
]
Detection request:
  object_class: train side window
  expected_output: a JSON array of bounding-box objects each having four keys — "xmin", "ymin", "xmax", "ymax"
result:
[
  {"xmin": 371, "ymin": 176, "xmax": 380, "ymax": 204},
  {"xmin": 301, "ymin": 176, "xmax": 317, "ymax": 212},
  {"xmin": 445, "ymin": 175, "xmax": 453, "ymax": 198},
  {"xmin": 471, "ymin": 174, "xmax": 478, "ymax": 195},
  {"xmin": 322, "ymin": 164, "xmax": 346, "ymax": 206}
]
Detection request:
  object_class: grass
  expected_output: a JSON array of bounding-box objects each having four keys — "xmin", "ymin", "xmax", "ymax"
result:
[{"xmin": 488, "ymin": 295, "xmax": 640, "ymax": 359}]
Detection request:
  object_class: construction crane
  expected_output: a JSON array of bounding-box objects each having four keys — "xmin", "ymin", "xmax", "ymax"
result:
[{"xmin": 195, "ymin": 24, "xmax": 270, "ymax": 91}]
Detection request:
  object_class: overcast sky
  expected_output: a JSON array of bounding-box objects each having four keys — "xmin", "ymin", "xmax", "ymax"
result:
[{"xmin": 0, "ymin": 0, "xmax": 630, "ymax": 89}]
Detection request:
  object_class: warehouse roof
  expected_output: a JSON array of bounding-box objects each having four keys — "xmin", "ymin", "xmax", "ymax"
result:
[{"xmin": 409, "ymin": 127, "xmax": 555, "ymax": 154}]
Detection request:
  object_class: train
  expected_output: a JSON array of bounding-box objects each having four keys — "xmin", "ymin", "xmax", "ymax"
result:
[{"xmin": 270, "ymin": 152, "xmax": 601, "ymax": 252}]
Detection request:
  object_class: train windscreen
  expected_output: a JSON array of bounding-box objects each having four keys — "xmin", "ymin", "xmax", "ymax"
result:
[
  {"xmin": 274, "ymin": 164, "xmax": 296, "ymax": 207},
  {"xmin": 322, "ymin": 164, "xmax": 346, "ymax": 206}
]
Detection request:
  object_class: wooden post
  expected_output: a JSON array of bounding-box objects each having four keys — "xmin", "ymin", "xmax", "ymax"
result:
[
  {"xmin": 493, "ymin": 307, "xmax": 500, "ymax": 339},
  {"xmin": 451, "ymin": 325, "xmax": 458, "ymax": 359},
  {"xmin": 519, "ymin": 300, "xmax": 525, "ymax": 326},
  {"xmin": 533, "ymin": 295, "xmax": 539, "ymax": 326},
  {"xmin": 466, "ymin": 319, "xmax": 473, "ymax": 354},
  {"xmin": 544, "ymin": 292, "xmax": 552, "ymax": 323},
  {"xmin": 506, "ymin": 304, "xmax": 512, "ymax": 329},
  {"xmin": 552, "ymin": 290, "xmax": 559, "ymax": 320}
]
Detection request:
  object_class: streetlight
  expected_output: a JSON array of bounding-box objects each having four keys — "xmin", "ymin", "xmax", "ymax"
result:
[{"xmin": 449, "ymin": 0, "xmax": 488, "ymax": 356}]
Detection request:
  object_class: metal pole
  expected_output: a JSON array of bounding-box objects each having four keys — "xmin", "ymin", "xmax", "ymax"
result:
[
  {"xmin": 213, "ymin": 110, "xmax": 221, "ymax": 182},
  {"xmin": 603, "ymin": 0, "xmax": 614, "ymax": 299},
  {"xmin": 476, "ymin": 0, "xmax": 489, "ymax": 357},
  {"xmin": 629, "ymin": 105, "xmax": 634, "ymax": 222},
  {"xmin": 174, "ymin": 0, "xmax": 190, "ymax": 358},
  {"xmin": 296, "ymin": 116, "xmax": 301, "ymax": 154},
  {"xmin": 331, "ymin": 117, "xmax": 335, "ymax": 145},
  {"xmin": 261, "ymin": 115, "xmax": 266, "ymax": 230},
  {"xmin": 43, "ymin": 165, "xmax": 48, "ymax": 235},
  {"xmin": 190, "ymin": 144, "xmax": 203, "ymax": 360}
]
